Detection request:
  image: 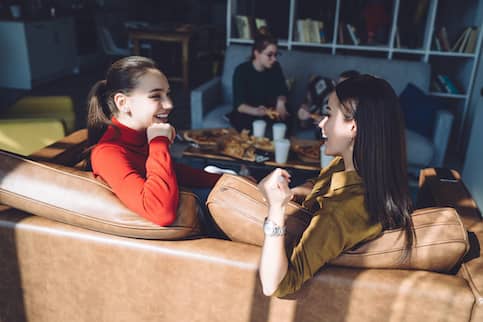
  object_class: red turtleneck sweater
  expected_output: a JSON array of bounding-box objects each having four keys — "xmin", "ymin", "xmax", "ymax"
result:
[{"xmin": 91, "ymin": 118, "xmax": 220, "ymax": 226}]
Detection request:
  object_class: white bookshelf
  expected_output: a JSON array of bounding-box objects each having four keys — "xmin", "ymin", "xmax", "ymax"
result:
[{"xmin": 226, "ymin": 0, "xmax": 483, "ymax": 151}]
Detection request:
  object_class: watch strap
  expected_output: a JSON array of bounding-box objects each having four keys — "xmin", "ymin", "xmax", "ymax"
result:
[{"xmin": 263, "ymin": 217, "xmax": 286, "ymax": 237}]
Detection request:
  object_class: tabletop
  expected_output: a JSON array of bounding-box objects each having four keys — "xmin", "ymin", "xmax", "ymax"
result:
[{"xmin": 179, "ymin": 128, "xmax": 323, "ymax": 172}]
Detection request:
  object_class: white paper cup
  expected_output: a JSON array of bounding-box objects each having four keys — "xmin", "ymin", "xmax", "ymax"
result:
[
  {"xmin": 252, "ymin": 120, "xmax": 266, "ymax": 138},
  {"xmin": 272, "ymin": 123, "xmax": 287, "ymax": 140},
  {"xmin": 274, "ymin": 139, "xmax": 291, "ymax": 164},
  {"xmin": 320, "ymin": 144, "xmax": 333, "ymax": 168}
]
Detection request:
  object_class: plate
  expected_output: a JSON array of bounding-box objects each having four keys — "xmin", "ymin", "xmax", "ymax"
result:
[
  {"xmin": 183, "ymin": 128, "xmax": 232, "ymax": 146},
  {"xmin": 294, "ymin": 143, "xmax": 321, "ymax": 163},
  {"xmin": 219, "ymin": 136, "xmax": 256, "ymax": 161},
  {"xmin": 253, "ymin": 137, "xmax": 274, "ymax": 152}
]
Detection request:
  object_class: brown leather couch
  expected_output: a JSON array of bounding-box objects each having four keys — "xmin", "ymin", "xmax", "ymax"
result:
[{"xmin": 0, "ymin": 129, "xmax": 482, "ymax": 322}]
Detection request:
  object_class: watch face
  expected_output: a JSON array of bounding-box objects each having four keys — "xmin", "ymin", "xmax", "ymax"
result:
[
  {"xmin": 264, "ymin": 220, "xmax": 275, "ymax": 235},
  {"xmin": 263, "ymin": 217, "xmax": 284, "ymax": 236}
]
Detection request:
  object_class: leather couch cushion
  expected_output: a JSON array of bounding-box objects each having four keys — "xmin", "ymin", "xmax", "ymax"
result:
[
  {"xmin": 207, "ymin": 174, "xmax": 469, "ymax": 273},
  {"xmin": 0, "ymin": 150, "xmax": 201, "ymax": 239}
]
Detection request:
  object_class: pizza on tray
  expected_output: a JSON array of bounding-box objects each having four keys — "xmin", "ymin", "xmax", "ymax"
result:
[
  {"xmin": 253, "ymin": 137, "xmax": 274, "ymax": 151},
  {"xmin": 295, "ymin": 144, "xmax": 321, "ymax": 163},
  {"xmin": 183, "ymin": 128, "xmax": 231, "ymax": 146},
  {"xmin": 185, "ymin": 128, "xmax": 277, "ymax": 162},
  {"xmin": 220, "ymin": 136, "xmax": 256, "ymax": 161}
]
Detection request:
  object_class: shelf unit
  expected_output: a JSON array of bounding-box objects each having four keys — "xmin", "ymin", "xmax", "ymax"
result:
[{"xmin": 226, "ymin": 0, "xmax": 483, "ymax": 153}]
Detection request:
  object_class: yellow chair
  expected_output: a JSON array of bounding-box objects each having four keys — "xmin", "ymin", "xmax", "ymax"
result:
[
  {"xmin": 0, "ymin": 118, "xmax": 66, "ymax": 156},
  {"xmin": 2, "ymin": 96, "xmax": 76, "ymax": 133},
  {"xmin": 0, "ymin": 95, "xmax": 75, "ymax": 155}
]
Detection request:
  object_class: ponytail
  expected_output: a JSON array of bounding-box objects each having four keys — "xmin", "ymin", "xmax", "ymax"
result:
[
  {"xmin": 87, "ymin": 80, "xmax": 112, "ymax": 147},
  {"xmin": 84, "ymin": 56, "xmax": 158, "ymax": 170}
]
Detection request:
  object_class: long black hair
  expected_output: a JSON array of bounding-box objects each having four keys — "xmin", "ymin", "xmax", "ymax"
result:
[
  {"xmin": 86, "ymin": 56, "xmax": 158, "ymax": 147},
  {"xmin": 335, "ymin": 74, "xmax": 414, "ymax": 256}
]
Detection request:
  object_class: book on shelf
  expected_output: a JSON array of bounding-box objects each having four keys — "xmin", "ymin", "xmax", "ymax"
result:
[
  {"xmin": 464, "ymin": 27, "xmax": 479, "ymax": 53},
  {"xmin": 444, "ymin": 26, "xmax": 479, "ymax": 54},
  {"xmin": 233, "ymin": 16, "xmax": 271, "ymax": 40},
  {"xmin": 436, "ymin": 74, "xmax": 461, "ymax": 94},
  {"xmin": 458, "ymin": 27, "xmax": 473, "ymax": 52},
  {"xmin": 234, "ymin": 15, "xmax": 252, "ymax": 39},
  {"xmin": 431, "ymin": 79, "xmax": 445, "ymax": 93},
  {"xmin": 255, "ymin": 18, "xmax": 267, "ymax": 30},
  {"xmin": 296, "ymin": 19, "xmax": 325, "ymax": 43},
  {"xmin": 346, "ymin": 24, "xmax": 360, "ymax": 45},
  {"xmin": 437, "ymin": 27, "xmax": 451, "ymax": 51},
  {"xmin": 451, "ymin": 27, "xmax": 471, "ymax": 52},
  {"xmin": 395, "ymin": 28, "xmax": 401, "ymax": 48},
  {"xmin": 338, "ymin": 23, "xmax": 345, "ymax": 44},
  {"xmin": 434, "ymin": 37, "xmax": 442, "ymax": 51}
]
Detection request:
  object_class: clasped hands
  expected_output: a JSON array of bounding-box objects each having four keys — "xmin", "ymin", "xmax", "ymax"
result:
[{"xmin": 256, "ymin": 103, "xmax": 289, "ymax": 120}]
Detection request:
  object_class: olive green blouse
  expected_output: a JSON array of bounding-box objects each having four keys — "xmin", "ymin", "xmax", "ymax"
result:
[{"xmin": 273, "ymin": 157, "xmax": 383, "ymax": 297}]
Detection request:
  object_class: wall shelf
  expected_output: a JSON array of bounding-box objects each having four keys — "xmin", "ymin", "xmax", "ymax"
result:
[{"xmin": 226, "ymin": 0, "xmax": 483, "ymax": 152}]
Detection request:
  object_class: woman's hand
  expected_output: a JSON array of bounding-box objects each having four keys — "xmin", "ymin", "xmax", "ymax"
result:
[
  {"xmin": 297, "ymin": 104, "xmax": 311, "ymax": 121},
  {"xmin": 276, "ymin": 104, "xmax": 289, "ymax": 120},
  {"xmin": 147, "ymin": 123, "xmax": 176, "ymax": 143},
  {"xmin": 291, "ymin": 181, "xmax": 314, "ymax": 204},
  {"xmin": 254, "ymin": 105, "xmax": 268, "ymax": 117},
  {"xmin": 276, "ymin": 97, "xmax": 289, "ymax": 120},
  {"xmin": 258, "ymin": 168, "xmax": 293, "ymax": 208}
]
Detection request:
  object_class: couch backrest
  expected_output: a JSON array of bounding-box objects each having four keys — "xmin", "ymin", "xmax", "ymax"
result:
[{"xmin": 221, "ymin": 44, "xmax": 431, "ymax": 108}]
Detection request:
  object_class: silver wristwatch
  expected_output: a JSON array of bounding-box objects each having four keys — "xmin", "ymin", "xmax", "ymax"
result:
[{"xmin": 263, "ymin": 217, "xmax": 286, "ymax": 237}]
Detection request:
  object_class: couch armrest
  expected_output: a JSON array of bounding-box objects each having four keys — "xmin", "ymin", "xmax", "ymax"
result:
[
  {"xmin": 190, "ymin": 77, "xmax": 222, "ymax": 129},
  {"xmin": 29, "ymin": 128, "xmax": 88, "ymax": 166},
  {"xmin": 431, "ymin": 109, "xmax": 454, "ymax": 167}
]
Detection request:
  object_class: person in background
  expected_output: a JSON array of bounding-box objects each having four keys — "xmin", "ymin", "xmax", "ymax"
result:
[
  {"xmin": 258, "ymin": 74, "xmax": 414, "ymax": 297},
  {"xmin": 86, "ymin": 56, "xmax": 220, "ymax": 227},
  {"xmin": 297, "ymin": 70, "xmax": 360, "ymax": 138},
  {"xmin": 228, "ymin": 29, "xmax": 290, "ymax": 134}
]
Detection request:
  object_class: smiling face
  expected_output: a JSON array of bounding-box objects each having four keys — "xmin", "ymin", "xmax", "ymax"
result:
[
  {"xmin": 115, "ymin": 68, "xmax": 173, "ymax": 130},
  {"xmin": 319, "ymin": 92, "xmax": 356, "ymax": 161},
  {"xmin": 253, "ymin": 44, "xmax": 278, "ymax": 70}
]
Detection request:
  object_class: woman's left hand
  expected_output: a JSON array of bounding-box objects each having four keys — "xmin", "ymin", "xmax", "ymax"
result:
[
  {"xmin": 258, "ymin": 168, "xmax": 293, "ymax": 208},
  {"xmin": 276, "ymin": 104, "xmax": 289, "ymax": 120}
]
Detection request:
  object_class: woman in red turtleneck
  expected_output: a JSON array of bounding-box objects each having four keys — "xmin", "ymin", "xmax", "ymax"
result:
[{"xmin": 86, "ymin": 56, "xmax": 220, "ymax": 226}]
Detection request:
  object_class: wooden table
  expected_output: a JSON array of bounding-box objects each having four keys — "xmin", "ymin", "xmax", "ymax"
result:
[
  {"xmin": 128, "ymin": 28, "xmax": 192, "ymax": 89},
  {"xmin": 180, "ymin": 129, "xmax": 323, "ymax": 172},
  {"xmin": 182, "ymin": 146, "xmax": 320, "ymax": 171}
]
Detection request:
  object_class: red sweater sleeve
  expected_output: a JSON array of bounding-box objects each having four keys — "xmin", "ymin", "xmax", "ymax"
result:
[
  {"xmin": 174, "ymin": 163, "xmax": 221, "ymax": 188},
  {"xmin": 91, "ymin": 137, "xmax": 178, "ymax": 226}
]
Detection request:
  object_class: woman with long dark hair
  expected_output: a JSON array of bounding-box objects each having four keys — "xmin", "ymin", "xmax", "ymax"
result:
[{"xmin": 258, "ymin": 74, "xmax": 413, "ymax": 297}]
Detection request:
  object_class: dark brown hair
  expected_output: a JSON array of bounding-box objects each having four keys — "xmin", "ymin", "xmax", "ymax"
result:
[
  {"xmin": 335, "ymin": 74, "xmax": 414, "ymax": 258},
  {"xmin": 86, "ymin": 56, "xmax": 158, "ymax": 147},
  {"xmin": 250, "ymin": 29, "xmax": 278, "ymax": 60},
  {"xmin": 339, "ymin": 70, "xmax": 360, "ymax": 81}
]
